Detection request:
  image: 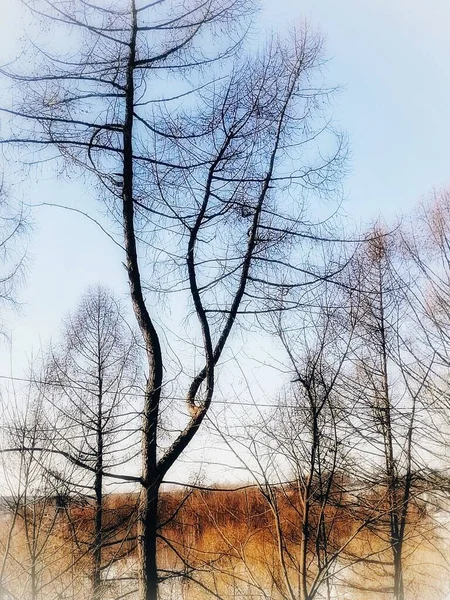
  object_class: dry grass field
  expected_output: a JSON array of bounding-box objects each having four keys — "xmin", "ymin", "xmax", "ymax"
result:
[{"xmin": 0, "ymin": 486, "xmax": 449, "ymax": 599}]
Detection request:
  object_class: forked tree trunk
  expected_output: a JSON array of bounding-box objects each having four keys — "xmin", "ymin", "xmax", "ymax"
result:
[{"xmin": 121, "ymin": 3, "xmax": 162, "ymax": 597}]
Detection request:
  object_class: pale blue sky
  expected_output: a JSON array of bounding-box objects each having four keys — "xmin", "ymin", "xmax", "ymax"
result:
[
  {"xmin": 262, "ymin": 0, "xmax": 450, "ymax": 221},
  {"xmin": 0, "ymin": 0, "xmax": 449, "ymax": 482},
  {"xmin": 0, "ymin": 0, "xmax": 448, "ymax": 365}
]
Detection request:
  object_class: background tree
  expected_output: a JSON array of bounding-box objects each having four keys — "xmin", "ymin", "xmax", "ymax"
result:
[
  {"xmin": 400, "ymin": 190, "xmax": 450, "ymax": 550},
  {"xmin": 344, "ymin": 228, "xmax": 432, "ymax": 600},
  {"xmin": 270, "ymin": 284, "xmax": 359, "ymax": 600},
  {"xmin": 0, "ymin": 389, "xmax": 78, "ymax": 600},
  {"xmin": 40, "ymin": 285, "xmax": 141, "ymax": 600},
  {"xmin": 203, "ymin": 280, "xmax": 373, "ymax": 600}
]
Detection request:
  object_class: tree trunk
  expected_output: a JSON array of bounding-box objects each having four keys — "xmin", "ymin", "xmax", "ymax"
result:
[
  {"xmin": 121, "ymin": 3, "xmax": 163, "ymax": 597},
  {"xmin": 139, "ymin": 485, "xmax": 159, "ymax": 600},
  {"xmin": 30, "ymin": 551, "xmax": 38, "ymax": 600},
  {"xmin": 93, "ymin": 371, "xmax": 103, "ymax": 600},
  {"xmin": 393, "ymin": 547, "xmax": 404, "ymax": 600}
]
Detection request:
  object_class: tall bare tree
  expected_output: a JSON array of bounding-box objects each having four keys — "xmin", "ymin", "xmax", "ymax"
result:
[
  {"xmin": 345, "ymin": 228, "xmax": 432, "ymax": 600},
  {"xmin": 0, "ymin": 2, "xmax": 344, "ymax": 597}
]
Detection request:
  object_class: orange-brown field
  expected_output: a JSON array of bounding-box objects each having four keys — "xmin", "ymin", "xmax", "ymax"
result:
[{"xmin": 0, "ymin": 486, "xmax": 448, "ymax": 599}]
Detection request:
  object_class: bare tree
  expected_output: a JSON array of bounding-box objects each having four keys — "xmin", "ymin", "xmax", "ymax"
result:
[
  {"xmin": 0, "ymin": 389, "xmax": 77, "ymax": 600},
  {"xmin": 209, "ymin": 234, "xmax": 438, "ymax": 600},
  {"xmin": 344, "ymin": 228, "xmax": 433, "ymax": 600},
  {"xmin": 0, "ymin": 287, "xmax": 142, "ymax": 600},
  {"xmin": 400, "ymin": 189, "xmax": 450, "ymax": 536},
  {"xmin": 272, "ymin": 286, "xmax": 359, "ymax": 600},
  {"xmin": 214, "ymin": 280, "xmax": 381, "ymax": 600},
  {"xmin": 0, "ymin": 2, "xmax": 345, "ymax": 597},
  {"xmin": 40, "ymin": 285, "xmax": 141, "ymax": 599}
]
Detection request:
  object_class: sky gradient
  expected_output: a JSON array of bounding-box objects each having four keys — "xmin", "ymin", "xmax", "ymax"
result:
[{"xmin": 0, "ymin": 0, "xmax": 449, "ymax": 448}]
